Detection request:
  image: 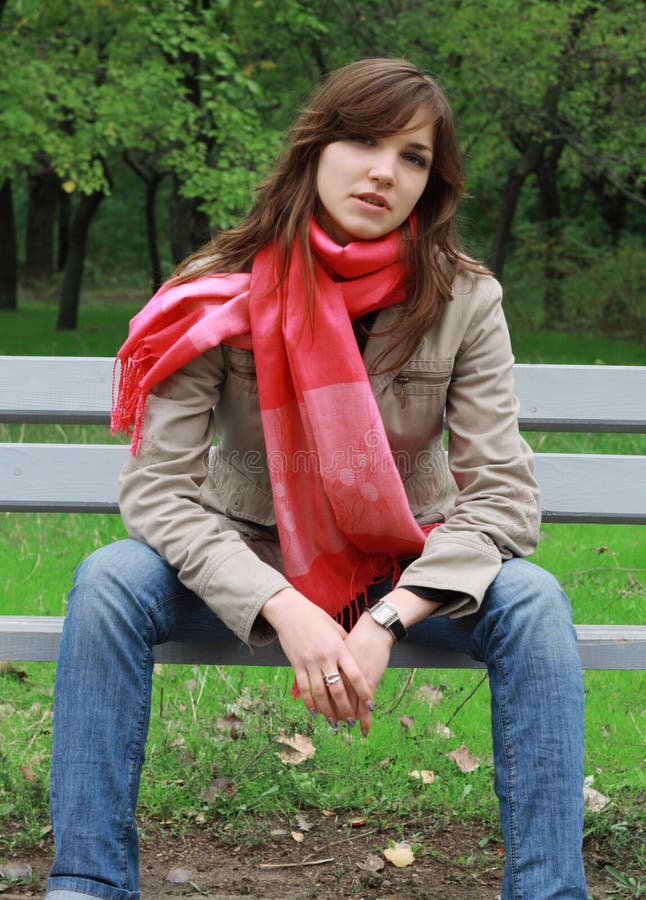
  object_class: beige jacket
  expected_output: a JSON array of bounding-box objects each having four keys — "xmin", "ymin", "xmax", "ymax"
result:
[{"xmin": 119, "ymin": 270, "xmax": 540, "ymax": 646}]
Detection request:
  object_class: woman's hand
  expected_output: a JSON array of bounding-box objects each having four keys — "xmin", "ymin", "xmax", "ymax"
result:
[
  {"xmin": 343, "ymin": 611, "xmax": 395, "ymax": 704},
  {"xmin": 343, "ymin": 587, "xmax": 443, "ymax": 719},
  {"xmin": 261, "ymin": 587, "xmax": 375, "ymax": 734}
]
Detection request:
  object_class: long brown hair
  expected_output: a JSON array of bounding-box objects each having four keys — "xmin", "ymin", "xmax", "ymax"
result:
[{"xmin": 171, "ymin": 58, "xmax": 487, "ymax": 371}]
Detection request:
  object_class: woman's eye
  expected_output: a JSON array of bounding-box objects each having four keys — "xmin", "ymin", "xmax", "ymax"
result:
[
  {"xmin": 404, "ymin": 153, "xmax": 428, "ymax": 168},
  {"xmin": 349, "ymin": 134, "xmax": 375, "ymax": 146}
]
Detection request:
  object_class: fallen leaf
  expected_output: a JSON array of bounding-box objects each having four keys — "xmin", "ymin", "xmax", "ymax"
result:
[
  {"xmin": 350, "ymin": 817, "xmax": 366, "ymax": 827},
  {"xmin": 321, "ymin": 809, "xmax": 335, "ymax": 817},
  {"xmin": 409, "ymin": 769, "xmax": 435, "ymax": 784},
  {"xmin": 435, "ymin": 721, "xmax": 453, "ymax": 739},
  {"xmin": 296, "ymin": 813, "xmax": 312, "ymax": 831},
  {"xmin": 20, "ymin": 765, "xmax": 37, "ymax": 782},
  {"xmin": 398, "ymin": 715, "xmax": 414, "ymax": 732},
  {"xmin": 447, "ymin": 744, "xmax": 481, "ymax": 773},
  {"xmin": 379, "ymin": 756, "xmax": 394, "ymax": 768},
  {"xmin": 217, "ymin": 713, "xmax": 243, "ymax": 738},
  {"xmin": 583, "ymin": 786, "xmax": 609, "ymax": 812},
  {"xmin": 165, "ymin": 866, "xmax": 193, "ymax": 884},
  {"xmin": 356, "ymin": 852, "xmax": 385, "ymax": 874},
  {"xmin": 270, "ymin": 828, "xmax": 287, "ymax": 836},
  {"xmin": 202, "ymin": 776, "xmax": 235, "ymax": 802},
  {"xmin": 0, "ymin": 861, "xmax": 33, "ymax": 878},
  {"xmin": 0, "ymin": 662, "xmax": 27, "ymax": 681},
  {"xmin": 291, "ymin": 830, "xmax": 305, "ymax": 842},
  {"xmin": 583, "ymin": 776, "xmax": 610, "ymax": 812},
  {"xmin": 383, "ymin": 841, "xmax": 415, "ymax": 867},
  {"xmin": 276, "ymin": 730, "xmax": 316, "ymax": 765},
  {"xmin": 417, "ymin": 684, "xmax": 444, "ymax": 707}
]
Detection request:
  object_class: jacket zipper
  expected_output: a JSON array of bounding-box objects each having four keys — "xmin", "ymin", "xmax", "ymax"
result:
[{"xmin": 394, "ymin": 371, "xmax": 448, "ymax": 409}]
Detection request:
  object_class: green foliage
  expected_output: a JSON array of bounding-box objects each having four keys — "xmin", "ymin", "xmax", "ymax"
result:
[
  {"xmin": 1, "ymin": 0, "xmax": 645, "ymax": 335},
  {"xmin": 502, "ymin": 228, "xmax": 646, "ymax": 341}
]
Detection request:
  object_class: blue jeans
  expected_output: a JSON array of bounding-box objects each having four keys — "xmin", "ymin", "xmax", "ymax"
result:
[{"xmin": 46, "ymin": 539, "xmax": 587, "ymax": 899}]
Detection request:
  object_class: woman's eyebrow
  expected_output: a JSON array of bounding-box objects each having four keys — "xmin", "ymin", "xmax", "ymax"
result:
[{"xmin": 407, "ymin": 141, "xmax": 433, "ymax": 154}]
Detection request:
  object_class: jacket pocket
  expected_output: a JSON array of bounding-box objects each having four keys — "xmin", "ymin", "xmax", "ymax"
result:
[
  {"xmin": 226, "ymin": 346, "xmax": 258, "ymax": 393},
  {"xmin": 393, "ymin": 360, "xmax": 452, "ymax": 409},
  {"xmin": 200, "ymin": 447, "xmax": 276, "ymax": 527}
]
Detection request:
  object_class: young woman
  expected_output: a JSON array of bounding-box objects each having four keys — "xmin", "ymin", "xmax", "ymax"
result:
[{"xmin": 46, "ymin": 58, "xmax": 587, "ymax": 899}]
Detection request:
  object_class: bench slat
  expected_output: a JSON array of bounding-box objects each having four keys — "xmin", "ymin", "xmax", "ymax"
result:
[
  {"xmin": 0, "ymin": 617, "xmax": 643, "ymax": 670},
  {"xmin": 513, "ymin": 364, "xmax": 646, "ymax": 432},
  {"xmin": 0, "ymin": 356, "xmax": 114, "ymax": 424},
  {"xmin": 1, "ymin": 443, "xmax": 645, "ymax": 523},
  {"xmin": 2, "ymin": 357, "xmax": 646, "ymax": 432}
]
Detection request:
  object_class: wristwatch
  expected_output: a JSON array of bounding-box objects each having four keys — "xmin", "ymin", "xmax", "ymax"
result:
[{"xmin": 367, "ymin": 600, "xmax": 407, "ymax": 643}]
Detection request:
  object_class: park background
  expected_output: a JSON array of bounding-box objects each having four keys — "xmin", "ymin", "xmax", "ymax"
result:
[{"xmin": 1, "ymin": 0, "xmax": 644, "ymax": 896}]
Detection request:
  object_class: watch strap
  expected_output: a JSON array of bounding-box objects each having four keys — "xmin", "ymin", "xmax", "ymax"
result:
[{"xmin": 368, "ymin": 600, "xmax": 407, "ymax": 642}]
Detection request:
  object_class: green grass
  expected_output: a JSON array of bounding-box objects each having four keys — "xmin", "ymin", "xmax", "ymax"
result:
[
  {"xmin": 1, "ymin": 298, "xmax": 644, "ymax": 864},
  {"xmin": 0, "ymin": 291, "xmax": 143, "ymax": 357}
]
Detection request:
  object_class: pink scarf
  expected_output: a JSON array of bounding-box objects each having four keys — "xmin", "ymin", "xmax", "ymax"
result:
[{"xmin": 112, "ymin": 219, "xmax": 433, "ymax": 623}]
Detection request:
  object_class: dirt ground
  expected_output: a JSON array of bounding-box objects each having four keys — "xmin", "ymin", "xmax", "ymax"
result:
[{"xmin": 0, "ymin": 814, "xmax": 624, "ymax": 899}]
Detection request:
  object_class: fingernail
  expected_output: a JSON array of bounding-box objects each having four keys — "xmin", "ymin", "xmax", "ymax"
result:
[
  {"xmin": 345, "ymin": 717, "xmax": 356, "ymax": 728},
  {"xmin": 361, "ymin": 727, "xmax": 369, "ymax": 739},
  {"xmin": 366, "ymin": 700, "xmax": 376, "ymax": 712},
  {"xmin": 329, "ymin": 719, "xmax": 340, "ymax": 734}
]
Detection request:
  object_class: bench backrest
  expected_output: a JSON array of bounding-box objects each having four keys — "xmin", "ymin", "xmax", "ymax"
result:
[{"xmin": 1, "ymin": 356, "xmax": 645, "ymax": 523}]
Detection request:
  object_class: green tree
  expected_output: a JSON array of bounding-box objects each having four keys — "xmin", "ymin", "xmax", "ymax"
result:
[{"xmin": 433, "ymin": 0, "xmax": 645, "ymax": 323}]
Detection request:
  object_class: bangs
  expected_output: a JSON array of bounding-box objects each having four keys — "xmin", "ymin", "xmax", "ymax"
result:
[{"xmin": 332, "ymin": 85, "xmax": 437, "ymax": 139}]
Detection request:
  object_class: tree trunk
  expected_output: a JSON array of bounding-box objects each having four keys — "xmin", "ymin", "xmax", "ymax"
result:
[
  {"xmin": 0, "ymin": 179, "xmax": 17, "ymax": 310},
  {"xmin": 25, "ymin": 168, "xmax": 60, "ymax": 283},
  {"xmin": 537, "ymin": 143, "xmax": 565, "ymax": 328},
  {"xmin": 490, "ymin": 142, "xmax": 543, "ymax": 278},
  {"xmin": 56, "ymin": 190, "xmax": 104, "ymax": 330},
  {"xmin": 170, "ymin": 175, "xmax": 211, "ymax": 264},
  {"xmin": 145, "ymin": 175, "xmax": 165, "ymax": 293},
  {"xmin": 123, "ymin": 152, "xmax": 168, "ymax": 292},
  {"xmin": 590, "ymin": 177, "xmax": 628, "ymax": 244},
  {"xmin": 57, "ymin": 186, "xmax": 71, "ymax": 271}
]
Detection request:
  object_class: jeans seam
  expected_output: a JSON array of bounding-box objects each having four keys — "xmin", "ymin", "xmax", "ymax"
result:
[
  {"xmin": 119, "ymin": 588, "xmax": 187, "ymax": 874},
  {"xmin": 493, "ymin": 644, "xmax": 521, "ymax": 900},
  {"xmin": 117, "ymin": 595, "xmax": 174, "ymax": 889}
]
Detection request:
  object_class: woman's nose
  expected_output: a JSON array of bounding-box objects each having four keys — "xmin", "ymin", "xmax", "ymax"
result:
[{"xmin": 369, "ymin": 153, "xmax": 396, "ymax": 185}]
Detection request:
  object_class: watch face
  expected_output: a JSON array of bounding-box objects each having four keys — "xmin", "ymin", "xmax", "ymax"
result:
[
  {"xmin": 371, "ymin": 601, "xmax": 395, "ymax": 627},
  {"xmin": 369, "ymin": 601, "xmax": 406, "ymax": 642},
  {"xmin": 372, "ymin": 607, "xmax": 388, "ymax": 625}
]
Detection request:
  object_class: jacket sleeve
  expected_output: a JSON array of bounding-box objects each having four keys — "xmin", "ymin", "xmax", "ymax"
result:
[
  {"xmin": 118, "ymin": 348, "xmax": 290, "ymax": 646},
  {"xmin": 397, "ymin": 276, "xmax": 541, "ymax": 615}
]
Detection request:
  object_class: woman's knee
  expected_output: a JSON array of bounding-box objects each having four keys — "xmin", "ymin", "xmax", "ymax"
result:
[
  {"xmin": 476, "ymin": 558, "xmax": 578, "ymax": 658},
  {"xmin": 68, "ymin": 539, "xmax": 176, "ymax": 629},
  {"xmin": 74, "ymin": 539, "xmax": 152, "ymax": 597}
]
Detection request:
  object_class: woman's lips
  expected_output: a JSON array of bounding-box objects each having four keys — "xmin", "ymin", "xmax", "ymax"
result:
[{"xmin": 353, "ymin": 192, "xmax": 390, "ymax": 210}]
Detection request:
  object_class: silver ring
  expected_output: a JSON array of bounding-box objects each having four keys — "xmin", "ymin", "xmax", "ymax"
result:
[{"xmin": 323, "ymin": 671, "xmax": 342, "ymax": 687}]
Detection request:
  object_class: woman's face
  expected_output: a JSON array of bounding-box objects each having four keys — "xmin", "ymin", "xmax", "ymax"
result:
[{"xmin": 315, "ymin": 107, "xmax": 433, "ymax": 246}]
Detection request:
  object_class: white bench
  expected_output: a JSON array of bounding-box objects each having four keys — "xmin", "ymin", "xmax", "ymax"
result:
[{"xmin": 1, "ymin": 355, "xmax": 645, "ymax": 670}]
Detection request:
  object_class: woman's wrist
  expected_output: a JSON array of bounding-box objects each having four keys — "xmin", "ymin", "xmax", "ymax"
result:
[
  {"xmin": 374, "ymin": 587, "xmax": 441, "ymax": 630},
  {"xmin": 260, "ymin": 586, "xmax": 302, "ymax": 628}
]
